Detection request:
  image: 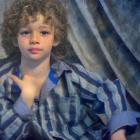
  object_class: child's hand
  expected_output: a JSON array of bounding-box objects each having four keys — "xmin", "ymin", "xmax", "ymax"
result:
[
  {"xmin": 10, "ymin": 74, "xmax": 41, "ymax": 108},
  {"xmin": 111, "ymin": 128, "xmax": 127, "ymax": 140}
]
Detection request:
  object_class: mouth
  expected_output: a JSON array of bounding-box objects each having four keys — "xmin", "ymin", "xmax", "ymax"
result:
[{"xmin": 28, "ymin": 48, "xmax": 42, "ymax": 53}]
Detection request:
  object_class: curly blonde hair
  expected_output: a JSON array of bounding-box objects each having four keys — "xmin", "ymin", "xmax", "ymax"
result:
[{"xmin": 0, "ymin": 0, "xmax": 70, "ymax": 65}]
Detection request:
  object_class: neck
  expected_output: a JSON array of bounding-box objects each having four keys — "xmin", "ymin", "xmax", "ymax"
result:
[{"xmin": 19, "ymin": 55, "xmax": 50, "ymax": 80}]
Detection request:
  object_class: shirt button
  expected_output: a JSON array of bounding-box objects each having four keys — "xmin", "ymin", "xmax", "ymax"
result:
[
  {"xmin": 34, "ymin": 96, "xmax": 39, "ymax": 102},
  {"xmin": 28, "ymin": 116, "xmax": 31, "ymax": 119}
]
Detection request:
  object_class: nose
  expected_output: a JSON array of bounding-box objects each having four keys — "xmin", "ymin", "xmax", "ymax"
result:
[{"xmin": 29, "ymin": 32, "xmax": 40, "ymax": 45}]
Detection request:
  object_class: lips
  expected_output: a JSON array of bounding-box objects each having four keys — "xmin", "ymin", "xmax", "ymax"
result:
[{"xmin": 28, "ymin": 48, "xmax": 42, "ymax": 53}]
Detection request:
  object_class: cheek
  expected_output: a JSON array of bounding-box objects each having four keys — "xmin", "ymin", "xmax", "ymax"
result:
[
  {"xmin": 42, "ymin": 41, "xmax": 53, "ymax": 49},
  {"xmin": 18, "ymin": 37, "xmax": 27, "ymax": 45}
]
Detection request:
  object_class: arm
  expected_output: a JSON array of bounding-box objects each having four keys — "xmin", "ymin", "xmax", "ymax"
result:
[
  {"xmin": 70, "ymin": 64, "xmax": 140, "ymax": 138},
  {"xmin": 0, "ymin": 96, "xmax": 32, "ymax": 140},
  {"xmin": 97, "ymin": 79, "xmax": 139, "ymax": 137},
  {"xmin": 0, "ymin": 73, "xmax": 40, "ymax": 140},
  {"xmin": 0, "ymin": 93, "xmax": 39, "ymax": 139}
]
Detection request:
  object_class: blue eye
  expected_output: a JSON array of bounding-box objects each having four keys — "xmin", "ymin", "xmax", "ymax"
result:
[
  {"xmin": 41, "ymin": 31, "xmax": 48, "ymax": 35},
  {"xmin": 21, "ymin": 31, "xmax": 30, "ymax": 35}
]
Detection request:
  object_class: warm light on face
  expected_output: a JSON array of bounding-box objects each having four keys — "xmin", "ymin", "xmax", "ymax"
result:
[{"xmin": 14, "ymin": 14, "xmax": 59, "ymax": 62}]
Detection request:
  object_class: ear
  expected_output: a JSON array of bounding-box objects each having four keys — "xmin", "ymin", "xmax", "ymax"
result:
[
  {"xmin": 12, "ymin": 39, "xmax": 19, "ymax": 47},
  {"xmin": 53, "ymin": 40, "xmax": 60, "ymax": 47}
]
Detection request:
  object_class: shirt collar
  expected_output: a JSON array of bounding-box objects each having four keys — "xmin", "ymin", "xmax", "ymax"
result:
[
  {"xmin": 12, "ymin": 60, "xmax": 72, "ymax": 103},
  {"xmin": 51, "ymin": 60, "xmax": 71, "ymax": 71},
  {"xmin": 51, "ymin": 60, "xmax": 72, "ymax": 78}
]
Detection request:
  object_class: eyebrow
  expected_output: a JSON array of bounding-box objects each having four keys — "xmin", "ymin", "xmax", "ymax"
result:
[{"xmin": 38, "ymin": 26, "xmax": 52, "ymax": 29}]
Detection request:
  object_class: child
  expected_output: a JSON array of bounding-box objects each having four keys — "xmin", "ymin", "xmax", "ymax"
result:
[{"xmin": 0, "ymin": 0, "xmax": 140, "ymax": 139}]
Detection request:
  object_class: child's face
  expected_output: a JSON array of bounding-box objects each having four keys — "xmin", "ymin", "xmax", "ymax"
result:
[{"xmin": 13, "ymin": 14, "xmax": 59, "ymax": 62}]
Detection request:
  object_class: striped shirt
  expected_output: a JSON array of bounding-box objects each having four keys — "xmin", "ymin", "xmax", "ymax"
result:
[{"xmin": 0, "ymin": 60, "xmax": 140, "ymax": 140}]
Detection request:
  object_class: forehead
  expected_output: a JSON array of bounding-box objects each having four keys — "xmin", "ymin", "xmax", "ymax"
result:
[{"xmin": 18, "ymin": 14, "xmax": 53, "ymax": 28}]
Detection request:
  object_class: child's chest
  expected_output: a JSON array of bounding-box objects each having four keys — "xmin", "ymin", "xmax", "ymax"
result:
[{"xmin": 35, "ymin": 78, "xmax": 86, "ymax": 126}]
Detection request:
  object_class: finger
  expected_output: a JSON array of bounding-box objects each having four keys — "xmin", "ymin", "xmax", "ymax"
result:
[
  {"xmin": 10, "ymin": 75, "xmax": 22, "ymax": 88},
  {"xmin": 22, "ymin": 74, "xmax": 30, "ymax": 79}
]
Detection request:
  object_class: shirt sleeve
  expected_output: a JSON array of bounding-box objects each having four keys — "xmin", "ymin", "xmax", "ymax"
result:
[
  {"xmin": 0, "ymin": 63, "xmax": 40, "ymax": 139},
  {"xmin": 0, "ymin": 96, "xmax": 30, "ymax": 139},
  {"xmin": 0, "ymin": 94, "xmax": 38, "ymax": 139},
  {"xmin": 71, "ymin": 64, "xmax": 140, "ymax": 136},
  {"xmin": 108, "ymin": 111, "xmax": 139, "ymax": 135},
  {"xmin": 97, "ymin": 79, "xmax": 140, "ymax": 135},
  {"xmin": 13, "ymin": 95, "xmax": 38, "ymax": 121}
]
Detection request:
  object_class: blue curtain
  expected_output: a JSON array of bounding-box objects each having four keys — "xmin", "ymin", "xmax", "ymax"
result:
[
  {"xmin": 58, "ymin": 0, "xmax": 140, "ymax": 105},
  {"xmin": 0, "ymin": 0, "xmax": 140, "ymax": 106}
]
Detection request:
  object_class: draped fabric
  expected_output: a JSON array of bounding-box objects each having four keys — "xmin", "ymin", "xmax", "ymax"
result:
[
  {"xmin": 58, "ymin": 0, "xmax": 140, "ymax": 105},
  {"xmin": 0, "ymin": 0, "xmax": 140, "ymax": 105}
]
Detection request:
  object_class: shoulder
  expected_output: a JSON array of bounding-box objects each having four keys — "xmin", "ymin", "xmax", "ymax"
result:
[
  {"xmin": 65, "ymin": 62, "xmax": 86, "ymax": 76},
  {"xmin": 66, "ymin": 62, "xmax": 88, "ymax": 73},
  {"xmin": 67, "ymin": 63, "xmax": 85, "ymax": 70},
  {"xmin": 65, "ymin": 62, "xmax": 103, "ymax": 83}
]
